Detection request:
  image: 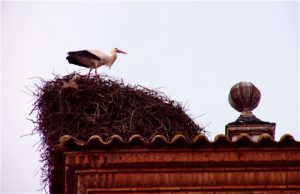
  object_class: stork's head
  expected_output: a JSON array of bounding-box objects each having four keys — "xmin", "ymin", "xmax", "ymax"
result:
[{"xmin": 113, "ymin": 48, "xmax": 127, "ymax": 54}]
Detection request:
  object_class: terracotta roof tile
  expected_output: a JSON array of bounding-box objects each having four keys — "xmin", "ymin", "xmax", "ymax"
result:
[{"xmin": 53, "ymin": 133, "xmax": 300, "ymax": 151}]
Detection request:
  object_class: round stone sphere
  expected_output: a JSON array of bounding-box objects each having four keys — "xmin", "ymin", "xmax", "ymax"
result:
[{"xmin": 228, "ymin": 82, "xmax": 261, "ymax": 113}]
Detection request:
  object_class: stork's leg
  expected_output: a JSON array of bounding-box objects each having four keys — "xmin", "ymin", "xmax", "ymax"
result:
[
  {"xmin": 95, "ymin": 68, "xmax": 98, "ymax": 77},
  {"xmin": 87, "ymin": 68, "xmax": 92, "ymax": 78}
]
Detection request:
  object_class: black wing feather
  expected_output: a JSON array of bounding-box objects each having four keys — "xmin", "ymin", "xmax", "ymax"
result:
[
  {"xmin": 67, "ymin": 50, "xmax": 101, "ymax": 60},
  {"xmin": 66, "ymin": 56, "xmax": 89, "ymax": 68}
]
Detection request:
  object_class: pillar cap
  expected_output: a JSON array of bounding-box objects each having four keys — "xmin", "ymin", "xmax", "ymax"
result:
[{"xmin": 228, "ymin": 81, "xmax": 260, "ymax": 119}]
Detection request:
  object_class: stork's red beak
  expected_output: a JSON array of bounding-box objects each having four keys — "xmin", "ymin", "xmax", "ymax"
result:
[{"xmin": 116, "ymin": 49, "xmax": 127, "ymax": 54}]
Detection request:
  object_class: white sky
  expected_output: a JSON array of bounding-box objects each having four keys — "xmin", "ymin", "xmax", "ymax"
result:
[{"xmin": 1, "ymin": 1, "xmax": 299, "ymax": 193}]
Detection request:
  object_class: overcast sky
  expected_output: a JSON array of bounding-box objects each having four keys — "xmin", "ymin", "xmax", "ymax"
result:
[{"xmin": 1, "ymin": 1, "xmax": 299, "ymax": 193}]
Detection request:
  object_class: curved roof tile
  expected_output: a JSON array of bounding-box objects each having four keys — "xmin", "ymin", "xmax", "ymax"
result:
[{"xmin": 54, "ymin": 133, "xmax": 300, "ymax": 151}]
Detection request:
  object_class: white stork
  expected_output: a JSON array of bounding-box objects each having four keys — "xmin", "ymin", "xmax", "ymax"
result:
[{"xmin": 66, "ymin": 48, "xmax": 127, "ymax": 77}]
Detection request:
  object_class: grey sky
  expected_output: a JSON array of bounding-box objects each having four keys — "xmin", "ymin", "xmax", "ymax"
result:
[{"xmin": 1, "ymin": 1, "xmax": 299, "ymax": 193}]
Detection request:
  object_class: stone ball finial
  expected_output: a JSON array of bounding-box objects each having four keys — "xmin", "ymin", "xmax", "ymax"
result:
[{"xmin": 228, "ymin": 82, "xmax": 261, "ymax": 117}]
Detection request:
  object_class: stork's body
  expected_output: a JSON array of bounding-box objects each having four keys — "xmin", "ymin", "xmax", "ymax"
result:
[{"xmin": 66, "ymin": 48, "xmax": 126, "ymax": 77}]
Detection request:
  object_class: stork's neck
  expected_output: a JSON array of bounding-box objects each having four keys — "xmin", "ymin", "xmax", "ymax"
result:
[{"xmin": 108, "ymin": 51, "xmax": 117, "ymax": 68}]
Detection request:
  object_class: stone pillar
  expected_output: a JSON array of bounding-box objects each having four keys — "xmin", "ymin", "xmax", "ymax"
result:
[{"xmin": 225, "ymin": 82, "xmax": 276, "ymax": 141}]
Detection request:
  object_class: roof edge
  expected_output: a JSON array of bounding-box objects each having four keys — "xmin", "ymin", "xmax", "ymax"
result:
[{"xmin": 53, "ymin": 133, "xmax": 300, "ymax": 151}]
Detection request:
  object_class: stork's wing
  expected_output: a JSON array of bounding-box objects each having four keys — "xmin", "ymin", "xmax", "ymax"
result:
[
  {"xmin": 66, "ymin": 55, "xmax": 89, "ymax": 68},
  {"xmin": 87, "ymin": 49, "xmax": 108, "ymax": 59},
  {"xmin": 67, "ymin": 50, "xmax": 101, "ymax": 60}
]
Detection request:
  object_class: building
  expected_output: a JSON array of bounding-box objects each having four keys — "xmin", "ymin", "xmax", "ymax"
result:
[{"xmin": 50, "ymin": 82, "xmax": 300, "ymax": 194}]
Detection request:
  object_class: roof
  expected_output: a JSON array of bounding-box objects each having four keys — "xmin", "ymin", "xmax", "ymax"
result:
[{"xmin": 53, "ymin": 133, "xmax": 300, "ymax": 151}]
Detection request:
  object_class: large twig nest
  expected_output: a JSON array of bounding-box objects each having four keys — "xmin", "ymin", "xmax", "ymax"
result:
[{"xmin": 31, "ymin": 72, "xmax": 204, "ymax": 190}]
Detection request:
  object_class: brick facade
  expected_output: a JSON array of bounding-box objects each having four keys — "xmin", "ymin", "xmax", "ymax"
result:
[{"xmin": 51, "ymin": 134, "xmax": 300, "ymax": 194}]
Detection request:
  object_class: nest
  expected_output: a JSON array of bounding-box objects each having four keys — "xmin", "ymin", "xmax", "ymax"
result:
[{"xmin": 31, "ymin": 73, "xmax": 203, "ymax": 191}]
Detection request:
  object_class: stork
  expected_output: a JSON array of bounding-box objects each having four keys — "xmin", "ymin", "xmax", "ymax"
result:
[{"xmin": 66, "ymin": 48, "xmax": 127, "ymax": 77}]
